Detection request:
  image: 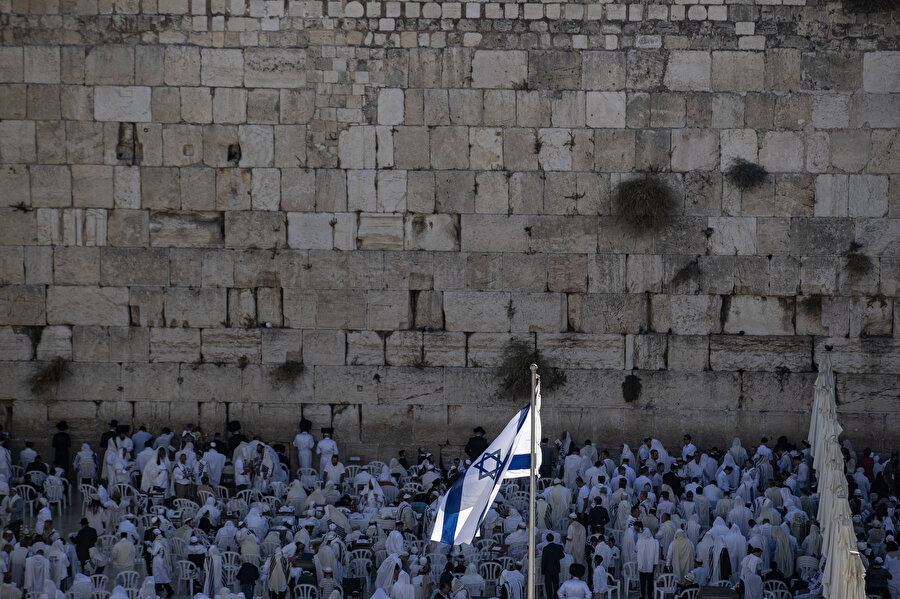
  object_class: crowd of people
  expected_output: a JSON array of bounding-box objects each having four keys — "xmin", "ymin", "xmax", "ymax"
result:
[{"xmin": 0, "ymin": 419, "xmax": 897, "ymax": 599}]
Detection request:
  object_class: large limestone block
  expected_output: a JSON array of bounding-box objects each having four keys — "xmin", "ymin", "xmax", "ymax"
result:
[
  {"xmin": 150, "ymin": 212, "xmax": 223, "ymax": 247},
  {"xmin": 261, "ymin": 328, "xmax": 302, "ymax": 364},
  {"xmin": 0, "ymin": 326, "xmax": 33, "ymax": 360},
  {"xmin": 671, "ymin": 129, "xmax": 718, "ymax": 172},
  {"xmin": 243, "ymin": 48, "xmax": 307, "ymax": 88},
  {"xmin": 179, "ymin": 363, "xmax": 242, "ymax": 403},
  {"xmin": 538, "ymin": 333, "xmax": 625, "ymax": 369},
  {"xmin": 150, "ymin": 327, "xmax": 200, "ymax": 362},
  {"xmin": 367, "ymin": 290, "xmax": 412, "ymax": 331},
  {"xmin": 357, "ymin": 213, "xmax": 403, "ymax": 250},
  {"xmin": 759, "ymin": 131, "xmax": 804, "ymax": 173},
  {"xmin": 225, "ymin": 211, "xmax": 286, "ymax": 249},
  {"xmin": 707, "ymin": 217, "xmax": 757, "ymax": 255},
  {"xmin": 664, "ymin": 51, "xmax": 711, "ymax": 91},
  {"xmin": 53, "ymin": 247, "xmax": 100, "ymax": 286},
  {"xmin": 723, "ymin": 295, "xmax": 795, "ymax": 335},
  {"xmin": 834, "ymin": 373, "xmax": 900, "ymax": 414},
  {"xmin": 423, "ymin": 331, "xmax": 465, "ymax": 367},
  {"xmin": 201, "ymin": 48, "xmax": 244, "ymax": 87},
  {"xmin": 529, "ymin": 216, "xmax": 598, "ymax": 253},
  {"xmin": 444, "ymin": 291, "xmax": 510, "ymax": 332},
  {"xmin": 287, "ymin": 212, "xmax": 333, "ymax": 250},
  {"xmin": 404, "ymin": 214, "xmax": 459, "ymax": 251},
  {"xmin": 385, "ymin": 331, "xmax": 423, "ymax": 366},
  {"xmin": 510, "ymin": 292, "xmax": 567, "ymax": 333},
  {"xmin": 201, "ymin": 328, "xmax": 261, "ymax": 362},
  {"xmin": 709, "ymin": 335, "xmax": 813, "ymax": 372},
  {"xmin": 377, "ymin": 89, "xmax": 404, "ymax": 125},
  {"xmin": 165, "ymin": 287, "xmax": 226, "ymax": 328},
  {"xmin": 471, "ymin": 50, "xmax": 528, "ymax": 89},
  {"xmin": 649, "ymin": 294, "xmax": 722, "ymax": 335},
  {"xmin": 711, "ymin": 51, "xmax": 764, "ymax": 91},
  {"xmin": 100, "ymin": 248, "xmax": 169, "ymax": 286},
  {"xmin": 347, "ymin": 331, "xmax": 384, "ymax": 366},
  {"xmin": 465, "ymin": 333, "xmax": 529, "ymax": 368},
  {"xmin": 122, "ymin": 362, "xmax": 179, "ymax": 401},
  {"xmin": 46, "ymin": 286, "xmax": 128, "ymax": 326},
  {"xmin": 314, "ymin": 365, "xmax": 379, "ymax": 405},
  {"xmin": 863, "ymin": 52, "xmax": 900, "ymax": 93},
  {"xmin": 789, "ymin": 218, "xmax": 854, "ymax": 256},
  {"xmin": 338, "ymin": 126, "xmax": 376, "ymax": 169},
  {"xmin": 94, "ymin": 86, "xmax": 151, "ymax": 122},
  {"xmin": 53, "ymin": 362, "xmax": 121, "ymax": 401},
  {"xmin": 816, "ymin": 338, "xmax": 900, "ymax": 374},
  {"xmin": 376, "ymin": 366, "xmax": 444, "ymax": 406},
  {"xmin": 0, "ymin": 120, "xmax": 36, "ymax": 163},
  {"xmin": 314, "ymin": 290, "xmax": 366, "ymax": 329},
  {"xmin": 34, "ymin": 325, "xmax": 71, "ymax": 360},
  {"xmin": 568, "ymin": 293, "xmax": 647, "ymax": 334},
  {"xmin": 302, "ymin": 330, "xmax": 345, "ymax": 365}
]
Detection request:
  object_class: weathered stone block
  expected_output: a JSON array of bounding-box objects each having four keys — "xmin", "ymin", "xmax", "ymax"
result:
[
  {"xmin": 338, "ymin": 126, "xmax": 375, "ymax": 170},
  {"xmin": 667, "ymin": 335, "xmax": 709, "ymax": 371},
  {"xmin": 665, "ymin": 51, "xmax": 711, "ymax": 91},
  {"xmin": 53, "ymin": 247, "xmax": 99, "ymax": 285},
  {"xmin": 586, "ymin": 92, "xmax": 626, "ymax": 128},
  {"xmin": 568, "ymin": 293, "xmax": 647, "ymax": 334},
  {"xmin": 443, "ymin": 291, "xmax": 510, "ymax": 332},
  {"xmin": 347, "ymin": 331, "xmax": 384, "ymax": 366},
  {"xmin": 471, "ymin": 50, "xmax": 527, "ymax": 89},
  {"xmin": 759, "ymin": 131, "xmax": 804, "ymax": 173},
  {"xmin": 404, "ymin": 214, "xmax": 458, "ymax": 251},
  {"xmin": 671, "ymin": 128, "xmax": 718, "ymax": 172},
  {"xmin": 712, "ymin": 51, "xmax": 764, "ymax": 91},
  {"xmin": 224, "ymin": 211, "xmax": 286, "ymax": 249},
  {"xmin": 47, "ymin": 286, "xmax": 128, "ymax": 326},
  {"xmin": 466, "ymin": 333, "xmax": 531, "ymax": 367},
  {"xmin": 85, "ymin": 46, "xmax": 134, "ymax": 85},
  {"xmin": 150, "ymin": 212, "xmax": 222, "ymax": 247},
  {"xmin": 201, "ymin": 48, "xmax": 243, "ymax": 87},
  {"xmin": 818, "ymin": 338, "xmax": 900, "ymax": 374},
  {"xmin": 201, "ymin": 328, "xmax": 261, "ymax": 363},
  {"xmin": 302, "ymin": 330, "xmax": 345, "ymax": 365},
  {"xmin": 539, "ymin": 333, "xmax": 625, "ymax": 369},
  {"xmin": 94, "ymin": 86, "xmax": 151, "ymax": 122},
  {"xmin": 709, "ymin": 335, "xmax": 812, "ymax": 372},
  {"xmin": 150, "ymin": 327, "xmax": 200, "ymax": 362},
  {"xmin": 583, "ymin": 51, "xmax": 626, "ymax": 90},
  {"xmin": 385, "ymin": 331, "xmax": 423, "ymax": 366},
  {"xmin": 165, "ymin": 287, "xmax": 226, "ymax": 328},
  {"xmin": 723, "ymin": 295, "xmax": 795, "ymax": 335},
  {"xmin": 357, "ymin": 213, "xmax": 403, "ymax": 250},
  {"xmin": 244, "ymin": 48, "xmax": 306, "ymax": 88},
  {"xmin": 863, "ymin": 52, "xmax": 900, "ymax": 93},
  {"xmin": 649, "ymin": 294, "xmax": 721, "ymax": 335},
  {"xmin": 529, "ymin": 50, "xmax": 581, "ymax": 90},
  {"xmin": 510, "ymin": 292, "xmax": 566, "ymax": 333}
]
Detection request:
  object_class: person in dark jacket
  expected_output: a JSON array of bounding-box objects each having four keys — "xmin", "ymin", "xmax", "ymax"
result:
[
  {"xmin": 100, "ymin": 420, "xmax": 118, "ymax": 452},
  {"xmin": 236, "ymin": 557, "xmax": 260, "ymax": 598},
  {"xmin": 588, "ymin": 497, "xmax": 610, "ymax": 534},
  {"xmin": 52, "ymin": 421, "xmax": 71, "ymax": 475},
  {"xmin": 866, "ymin": 557, "xmax": 892, "ymax": 597},
  {"xmin": 73, "ymin": 517, "xmax": 98, "ymax": 566},
  {"xmin": 541, "ymin": 533, "xmax": 564, "ymax": 599},
  {"xmin": 464, "ymin": 427, "xmax": 489, "ymax": 461}
]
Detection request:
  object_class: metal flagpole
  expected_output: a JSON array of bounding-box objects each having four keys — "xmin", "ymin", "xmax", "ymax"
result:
[{"xmin": 528, "ymin": 363, "xmax": 538, "ymax": 599}]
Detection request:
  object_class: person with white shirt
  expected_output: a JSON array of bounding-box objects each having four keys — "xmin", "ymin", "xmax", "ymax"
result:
[
  {"xmin": 557, "ymin": 564, "xmax": 591, "ymax": 599},
  {"xmin": 591, "ymin": 555, "xmax": 607, "ymax": 598},
  {"xmin": 172, "ymin": 453, "xmax": 192, "ymax": 498},
  {"xmin": 386, "ymin": 522, "xmax": 405, "ymax": 555},
  {"xmin": 323, "ymin": 455, "xmax": 345, "ymax": 486},
  {"xmin": 293, "ymin": 420, "xmax": 316, "ymax": 471},
  {"xmin": 316, "ymin": 429, "xmax": 339, "ymax": 478},
  {"xmin": 681, "ymin": 435, "xmax": 697, "ymax": 462}
]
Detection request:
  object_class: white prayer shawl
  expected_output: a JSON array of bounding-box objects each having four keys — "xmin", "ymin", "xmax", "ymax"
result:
[
  {"xmin": 621, "ymin": 528, "xmax": 638, "ymax": 566},
  {"xmin": 314, "ymin": 546, "xmax": 339, "ymax": 585},
  {"xmin": 739, "ymin": 554, "xmax": 763, "ymax": 599},
  {"xmin": 70, "ymin": 574, "xmax": 93, "ymax": 599},
  {"xmin": 710, "ymin": 535, "xmax": 730, "ymax": 582},
  {"xmin": 138, "ymin": 576, "xmax": 156, "ymax": 599},
  {"xmin": 499, "ymin": 570, "xmax": 524, "ymax": 599},
  {"xmin": 316, "ymin": 438, "xmax": 339, "ymax": 476},
  {"xmin": 197, "ymin": 497, "xmax": 221, "ymax": 526},
  {"xmin": 614, "ymin": 500, "xmax": 631, "ymax": 531},
  {"xmin": 548, "ymin": 485, "xmax": 573, "ymax": 531},
  {"xmin": 47, "ymin": 540, "xmax": 68, "ymax": 587},
  {"xmin": 263, "ymin": 553, "xmax": 289, "ymax": 593},
  {"xmin": 728, "ymin": 504, "xmax": 752, "ymax": 536},
  {"xmin": 724, "ymin": 525, "xmax": 747, "ymax": 577},
  {"xmin": 709, "ymin": 517, "xmax": 729, "ymax": 540},
  {"xmin": 293, "ymin": 432, "xmax": 315, "ymax": 470},
  {"xmin": 375, "ymin": 554, "xmax": 403, "ymax": 592},
  {"xmin": 141, "ymin": 456, "xmax": 170, "ymax": 493},
  {"xmin": 287, "ymin": 480, "xmax": 308, "ymax": 514},
  {"xmin": 656, "ymin": 520, "xmax": 677, "ymax": 555},
  {"xmin": 728, "ymin": 439, "xmax": 748, "ymax": 466},
  {"xmin": 203, "ymin": 547, "xmax": 224, "ymax": 596},
  {"xmin": 635, "ymin": 529, "xmax": 660, "ymax": 573},
  {"xmin": 203, "ymin": 449, "xmax": 226, "ymax": 487},
  {"xmin": 390, "ymin": 571, "xmax": 415, "ymax": 599},
  {"xmin": 685, "ymin": 517, "xmax": 701, "ymax": 546},
  {"xmin": 150, "ymin": 539, "xmax": 172, "ymax": 584},
  {"xmin": 667, "ymin": 530, "xmax": 694, "ymax": 581},
  {"xmin": 565, "ymin": 521, "xmax": 586, "ymax": 565},
  {"xmin": 24, "ymin": 554, "xmax": 49, "ymax": 593},
  {"xmin": 371, "ymin": 588, "xmax": 392, "ymax": 599},
  {"xmin": 563, "ymin": 454, "xmax": 582, "ymax": 489},
  {"xmin": 801, "ymin": 525, "xmax": 822, "ymax": 557},
  {"xmin": 771, "ymin": 526, "xmax": 794, "ymax": 577},
  {"xmin": 215, "ymin": 521, "xmax": 237, "ymax": 552}
]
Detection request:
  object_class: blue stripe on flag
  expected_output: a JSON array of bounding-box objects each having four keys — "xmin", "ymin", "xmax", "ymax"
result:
[
  {"xmin": 440, "ymin": 475, "xmax": 465, "ymax": 544},
  {"xmin": 508, "ymin": 454, "xmax": 531, "ymax": 470}
]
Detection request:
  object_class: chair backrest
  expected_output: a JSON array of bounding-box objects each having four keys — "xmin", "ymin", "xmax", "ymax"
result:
[
  {"xmin": 796, "ymin": 555, "xmax": 818, "ymax": 577},
  {"xmin": 91, "ymin": 591, "xmax": 110, "ymax": 599},
  {"xmin": 237, "ymin": 488, "xmax": 261, "ymax": 504},
  {"xmin": 16, "ymin": 485, "xmax": 36, "ymax": 500},
  {"xmin": 622, "ymin": 562, "xmax": 637, "ymax": 579},
  {"xmin": 479, "ymin": 561, "xmax": 502, "ymax": 582},
  {"xmin": 177, "ymin": 560, "xmax": 199, "ymax": 579},
  {"xmin": 676, "ymin": 589, "xmax": 700, "ymax": 599},
  {"xmin": 655, "ymin": 573, "xmax": 677, "ymax": 589},
  {"xmin": 118, "ymin": 570, "xmax": 140, "ymax": 589},
  {"xmin": 114, "ymin": 483, "xmax": 137, "ymax": 497},
  {"xmin": 46, "ymin": 483, "xmax": 65, "ymax": 501},
  {"xmin": 764, "ymin": 580, "xmax": 788, "ymax": 593},
  {"xmin": 222, "ymin": 550, "xmax": 241, "ymax": 569},
  {"xmin": 711, "ymin": 580, "xmax": 732, "ymax": 588},
  {"xmin": 90, "ymin": 574, "xmax": 109, "ymax": 590},
  {"xmin": 294, "ymin": 583, "xmax": 318, "ymax": 599},
  {"xmin": 349, "ymin": 557, "xmax": 373, "ymax": 578}
]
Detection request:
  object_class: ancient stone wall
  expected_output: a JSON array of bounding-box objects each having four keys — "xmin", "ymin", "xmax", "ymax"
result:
[{"xmin": 0, "ymin": 0, "xmax": 898, "ymax": 461}]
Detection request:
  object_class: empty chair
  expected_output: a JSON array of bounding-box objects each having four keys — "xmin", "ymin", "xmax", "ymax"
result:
[
  {"xmin": 676, "ymin": 589, "xmax": 700, "ymax": 599},
  {"xmin": 605, "ymin": 572, "xmax": 622, "ymax": 599},
  {"xmin": 295, "ymin": 584, "xmax": 318, "ymax": 599},
  {"xmin": 16, "ymin": 485, "xmax": 37, "ymax": 519},
  {"xmin": 117, "ymin": 570, "xmax": 140, "ymax": 590},
  {"xmin": 796, "ymin": 556, "xmax": 819, "ymax": 579},
  {"xmin": 654, "ymin": 573, "xmax": 678, "ymax": 599},
  {"xmin": 177, "ymin": 560, "xmax": 201, "ymax": 595},
  {"xmin": 479, "ymin": 561, "xmax": 503, "ymax": 596},
  {"xmin": 45, "ymin": 483, "xmax": 66, "ymax": 514},
  {"xmin": 621, "ymin": 562, "xmax": 639, "ymax": 594},
  {"xmin": 90, "ymin": 574, "xmax": 109, "ymax": 591},
  {"xmin": 764, "ymin": 580, "xmax": 789, "ymax": 594}
]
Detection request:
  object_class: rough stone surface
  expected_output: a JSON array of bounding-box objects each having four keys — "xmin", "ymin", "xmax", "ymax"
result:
[{"xmin": 0, "ymin": 1, "xmax": 897, "ymax": 455}]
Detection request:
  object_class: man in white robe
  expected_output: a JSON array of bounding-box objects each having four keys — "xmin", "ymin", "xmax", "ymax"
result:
[
  {"xmin": 293, "ymin": 422, "xmax": 315, "ymax": 471},
  {"xmin": 316, "ymin": 430, "xmax": 338, "ymax": 478},
  {"xmin": 739, "ymin": 547, "xmax": 764, "ymax": 599},
  {"xmin": 24, "ymin": 550, "xmax": 50, "ymax": 594},
  {"xmin": 565, "ymin": 515, "xmax": 586, "ymax": 566},
  {"xmin": 203, "ymin": 445, "xmax": 226, "ymax": 487}
]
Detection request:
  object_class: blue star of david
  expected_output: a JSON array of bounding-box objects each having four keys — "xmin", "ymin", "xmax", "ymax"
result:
[{"xmin": 473, "ymin": 449, "xmax": 504, "ymax": 481}]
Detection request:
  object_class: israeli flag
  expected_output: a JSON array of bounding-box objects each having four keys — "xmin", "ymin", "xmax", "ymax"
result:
[{"xmin": 430, "ymin": 384, "xmax": 542, "ymax": 545}]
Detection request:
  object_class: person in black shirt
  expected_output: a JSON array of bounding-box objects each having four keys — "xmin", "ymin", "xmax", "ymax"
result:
[
  {"xmin": 588, "ymin": 497, "xmax": 610, "ymax": 534},
  {"xmin": 541, "ymin": 532, "xmax": 564, "ymax": 599},
  {"xmin": 236, "ymin": 558, "xmax": 260, "ymax": 599},
  {"xmin": 662, "ymin": 464, "xmax": 683, "ymax": 498},
  {"xmin": 398, "ymin": 450, "xmax": 410, "ymax": 470},
  {"xmin": 73, "ymin": 517, "xmax": 98, "ymax": 566},
  {"xmin": 539, "ymin": 438, "xmax": 555, "ymax": 478},
  {"xmin": 437, "ymin": 562, "xmax": 454, "ymax": 590},
  {"xmin": 100, "ymin": 420, "xmax": 118, "ymax": 452},
  {"xmin": 465, "ymin": 427, "xmax": 489, "ymax": 461},
  {"xmin": 52, "ymin": 421, "xmax": 71, "ymax": 475}
]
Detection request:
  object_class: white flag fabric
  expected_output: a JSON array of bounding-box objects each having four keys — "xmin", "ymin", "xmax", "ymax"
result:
[{"xmin": 431, "ymin": 384, "xmax": 542, "ymax": 545}]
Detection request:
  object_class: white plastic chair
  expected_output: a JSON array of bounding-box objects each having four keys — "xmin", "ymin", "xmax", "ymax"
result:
[{"xmin": 294, "ymin": 583, "xmax": 318, "ymax": 599}]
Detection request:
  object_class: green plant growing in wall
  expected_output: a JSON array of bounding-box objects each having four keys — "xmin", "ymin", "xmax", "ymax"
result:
[
  {"xmin": 496, "ymin": 339, "xmax": 566, "ymax": 400},
  {"xmin": 273, "ymin": 360, "xmax": 305, "ymax": 388},
  {"xmin": 725, "ymin": 159, "xmax": 768, "ymax": 190},
  {"xmin": 29, "ymin": 356, "xmax": 70, "ymax": 396},
  {"xmin": 844, "ymin": 242, "xmax": 874, "ymax": 277},
  {"xmin": 612, "ymin": 172, "xmax": 677, "ymax": 232}
]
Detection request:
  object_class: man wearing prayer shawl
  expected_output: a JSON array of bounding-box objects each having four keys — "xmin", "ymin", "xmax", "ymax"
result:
[
  {"xmin": 316, "ymin": 429, "xmax": 338, "ymax": 478},
  {"xmin": 47, "ymin": 539, "xmax": 69, "ymax": 588},
  {"xmin": 565, "ymin": 514, "xmax": 586, "ymax": 566},
  {"xmin": 203, "ymin": 546, "xmax": 224, "ymax": 597},
  {"xmin": 262, "ymin": 550, "xmax": 290, "ymax": 599},
  {"xmin": 666, "ymin": 530, "xmax": 694, "ymax": 582},
  {"xmin": 24, "ymin": 549, "xmax": 50, "ymax": 594},
  {"xmin": 392, "ymin": 570, "xmax": 416, "ymax": 599},
  {"xmin": 375, "ymin": 553, "xmax": 404, "ymax": 593},
  {"xmin": 724, "ymin": 524, "xmax": 748, "ymax": 581},
  {"xmin": 635, "ymin": 529, "xmax": 659, "ymax": 599},
  {"xmin": 293, "ymin": 420, "xmax": 315, "ymax": 471},
  {"xmin": 739, "ymin": 546, "xmax": 764, "ymax": 599}
]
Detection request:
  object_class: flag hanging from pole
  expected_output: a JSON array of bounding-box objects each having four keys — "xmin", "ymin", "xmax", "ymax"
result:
[{"xmin": 430, "ymin": 384, "xmax": 542, "ymax": 545}]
